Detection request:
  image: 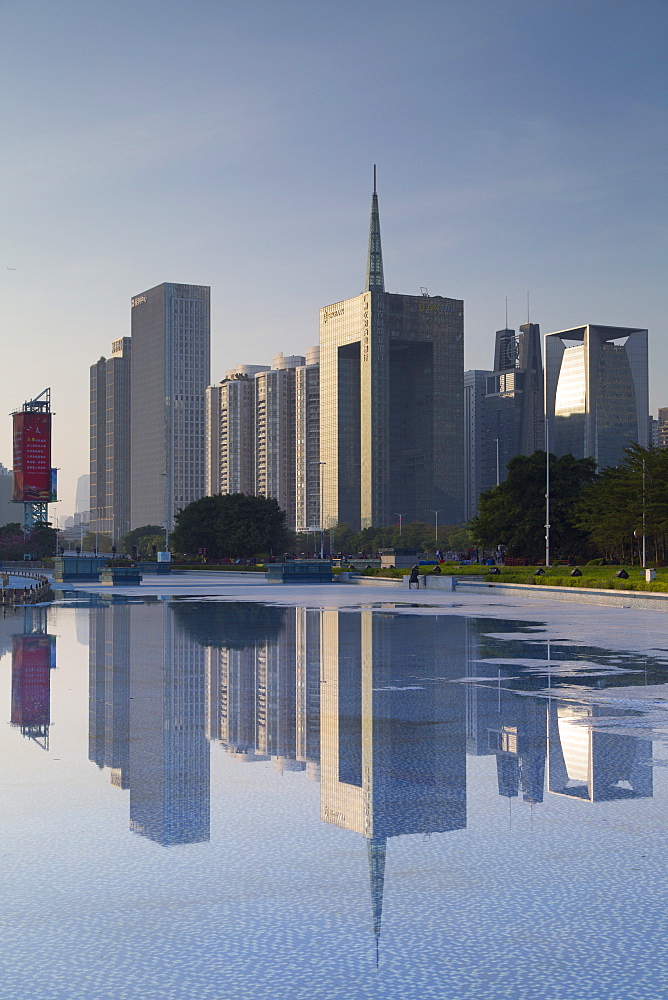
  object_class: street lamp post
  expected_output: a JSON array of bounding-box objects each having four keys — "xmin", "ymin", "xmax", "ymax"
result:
[
  {"xmin": 493, "ymin": 438, "xmax": 500, "ymax": 487},
  {"xmin": 430, "ymin": 509, "xmax": 441, "ymax": 548},
  {"xmin": 395, "ymin": 513, "xmax": 406, "ymax": 536},
  {"xmin": 642, "ymin": 458, "xmax": 646, "ymax": 569},
  {"xmin": 545, "ymin": 417, "xmax": 551, "ymax": 568}
]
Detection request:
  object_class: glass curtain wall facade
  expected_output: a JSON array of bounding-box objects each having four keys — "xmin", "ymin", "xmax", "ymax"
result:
[
  {"xmin": 483, "ymin": 323, "xmax": 544, "ymax": 490},
  {"xmin": 130, "ymin": 283, "xmax": 210, "ymax": 530},
  {"xmin": 545, "ymin": 325, "xmax": 648, "ymax": 467},
  {"xmin": 464, "ymin": 370, "xmax": 493, "ymax": 520},
  {"xmin": 320, "ymin": 292, "xmax": 464, "ymax": 530}
]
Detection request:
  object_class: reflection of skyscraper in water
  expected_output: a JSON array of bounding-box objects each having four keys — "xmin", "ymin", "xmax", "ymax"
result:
[
  {"xmin": 88, "ymin": 603, "xmax": 131, "ymax": 788},
  {"xmin": 129, "ymin": 603, "xmax": 210, "ymax": 845},
  {"xmin": 295, "ymin": 608, "xmax": 320, "ymax": 778},
  {"xmin": 206, "ymin": 645, "xmax": 268, "ymax": 763},
  {"xmin": 465, "ymin": 629, "xmax": 547, "ymax": 804},
  {"xmin": 205, "ymin": 607, "xmax": 321, "ymax": 776},
  {"xmin": 256, "ymin": 609, "xmax": 302, "ymax": 773},
  {"xmin": 547, "ymin": 702, "xmax": 652, "ymax": 802},
  {"xmin": 320, "ymin": 609, "xmax": 467, "ymax": 957}
]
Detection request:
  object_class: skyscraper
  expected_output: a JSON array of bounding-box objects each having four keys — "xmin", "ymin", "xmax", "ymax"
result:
[
  {"xmin": 295, "ymin": 347, "xmax": 320, "ymax": 532},
  {"xmin": 89, "ymin": 337, "xmax": 131, "ymax": 542},
  {"xmin": 254, "ymin": 353, "xmax": 304, "ymax": 528},
  {"xmin": 205, "ymin": 365, "xmax": 268, "ymax": 497},
  {"xmin": 319, "ymin": 174, "xmax": 464, "ymax": 530},
  {"xmin": 545, "ymin": 324, "xmax": 648, "ymax": 468},
  {"xmin": 481, "ymin": 321, "xmax": 544, "ymax": 489},
  {"xmin": 463, "ymin": 369, "xmax": 493, "ymax": 520},
  {"xmin": 130, "ymin": 283, "xmax": 210, "ymax": 530}
]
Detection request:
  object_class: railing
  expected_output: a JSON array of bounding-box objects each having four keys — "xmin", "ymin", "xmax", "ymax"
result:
[{"xmin": 1, "ymin": 571, "xmax": 52, "ymax": 606}]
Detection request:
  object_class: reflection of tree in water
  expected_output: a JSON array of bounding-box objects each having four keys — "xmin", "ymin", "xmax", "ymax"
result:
[{"xmin": 171, "ymin": 600, "xmax": 287, "ymax": 650}]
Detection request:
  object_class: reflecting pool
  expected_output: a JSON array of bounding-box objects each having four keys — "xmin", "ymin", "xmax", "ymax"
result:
[{"xmin": 2, "ymin": 597, "xmax": 668, "ymax": 1000}]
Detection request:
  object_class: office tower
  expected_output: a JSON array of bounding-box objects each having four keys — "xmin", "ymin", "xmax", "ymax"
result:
[
  {"xmin": 483, "ymin": 322, "xmax": 545, "ymax": 483},
  {"xmin": 649, "ymin": 415, "xmax": 659, "ymax": 447},
  {"xmin": 130, "ymin": 283, "xmax": 210, "ymax": 530},
  {"xmin": 90, "ymin": 338, "xmax": 132, "ymax": 543},
  {"xmin": 295, "ymin": 347, "xmax": 320, "ymax": 531},
  {"xmin": 0, "ymin": 462, "xmax": 13, "ymax": 527},
  {"xmin": 464, "ymin": 370, "xmax": 492, "ymax": 519},
  {"xmin": 254, "ymin": 354, "xmax": 305, "ymax": 530},
  {"xmin": 545, "ymin": 324, "xmax": 648, "ymax": 468},
  {"xmin": 657, "ymin": 407, "xmax": 668, "ymax": 448},
  {"xmin": 319, "ymin": 177, "xmax": 464, "ymax": 530},
  {"xmin": 74, "ymin": 474, "xmax": 90, "ymax": 528}
]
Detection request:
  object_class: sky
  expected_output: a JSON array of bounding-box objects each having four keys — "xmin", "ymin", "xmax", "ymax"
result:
[{"xmin": 2, "ymin": 0, "xmax": 667, "ymax": 518}]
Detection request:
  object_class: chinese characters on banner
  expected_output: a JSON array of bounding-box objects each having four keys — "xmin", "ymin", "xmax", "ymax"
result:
[{"xmin": 12, "ymin": 412, "xmax": 52, "ymax": 502}]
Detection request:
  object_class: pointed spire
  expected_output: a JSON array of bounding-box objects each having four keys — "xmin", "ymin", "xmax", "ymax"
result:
[
  {"xmin": 365, "ymin": 165, "xmax": 385, "ymax": 293},
  {"xmin": 367, "ymin": 835, "xmax": 387, "ymax": 967}
]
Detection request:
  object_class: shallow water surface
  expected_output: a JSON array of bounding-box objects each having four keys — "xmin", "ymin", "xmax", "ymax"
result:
[{"xmin": 1, "ymin": 598, "xmax": 667, "ymax": 1000}]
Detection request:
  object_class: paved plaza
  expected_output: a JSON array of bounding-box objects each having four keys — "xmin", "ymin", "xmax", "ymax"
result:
[{"xmin": 60, "ymin": 571, "xmax": 668, "ymax": 661}]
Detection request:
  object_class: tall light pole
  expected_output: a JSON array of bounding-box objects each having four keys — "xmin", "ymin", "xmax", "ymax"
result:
[
  {"xmin": 431, "ymin": 509, "xmax": 441, "ymax": 547},
  {"xmin": 642, "ymin": 458, "xmax": 646, "ymax": 569},
  {"xmin": 395, "ymin": 513, "xmax": 406, "ymax": 536},
  {"xmin": 161, "ymin": 472, "xmax": 170, "ymax": 556},
  {"xmin": 493, "ymin": 438, "xmax": 500, "ymax": 487},
  {"xmin": 545, "ymin": 417, "xmax": 550, "ymax": 568},
  {"xmin": 319, "ymin": 462, "xmax": 326, "ymax": 559}
]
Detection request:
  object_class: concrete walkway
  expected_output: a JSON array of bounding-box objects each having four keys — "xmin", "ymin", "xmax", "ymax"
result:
[{"xmin": 54, "ymin": 570, "xmax": 668, "ymax": 659}]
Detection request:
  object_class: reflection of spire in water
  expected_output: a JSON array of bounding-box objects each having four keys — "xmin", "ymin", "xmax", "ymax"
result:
[
  {"xmin": 320, "ymin": 608, "xmax": 468, "ymax": 965},
  {"xmin": 368, "ymin": 835, "xmax": 386, "ymax": 967}
]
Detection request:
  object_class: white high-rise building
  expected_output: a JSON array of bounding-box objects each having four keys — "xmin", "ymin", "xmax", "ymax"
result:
[
  {"xmin": 130, "ymin": 283, "xmax": 210, "ymax": 530},
  {"xmin": 205, "ymin": 365, "xmax": 269, "ymax": 497},
  {"xmin": 254, "ymin": 354, "xmax": 305, "ymax": 527}
]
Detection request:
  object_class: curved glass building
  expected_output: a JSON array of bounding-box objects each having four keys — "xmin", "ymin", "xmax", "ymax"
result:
[{"xmin": 545, "ymin": 325, "xmax": 648, "ymax": 468}]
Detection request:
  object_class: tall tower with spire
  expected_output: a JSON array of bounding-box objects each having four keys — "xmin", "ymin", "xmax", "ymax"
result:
[
  {"xmin": 319, "ymin": 171, "xmax": 464, "ymax": 529},
  {"xmin": 365, "ymin": 165, "xmax": 384, "ymax": 293}
]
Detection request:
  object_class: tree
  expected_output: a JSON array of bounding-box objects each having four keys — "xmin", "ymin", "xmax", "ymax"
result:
[
  {"xmin": 0, "ymin": 523, "xmax": 27, "ymax": 560},
  {"xmin": 470, "ymin": 451, "xmax": 597, "ymax": 561},
  {"xmin": 170, "ymin": 494, "xmax": 288, "ymax": 558},
  {"xmin": 575, "ymin": 445, "xmax": 668, "ymax": 563},
  {"xmin": 0, "ymin": 522, "xmax": 58, "ymax": 560},
  {"xmin": 119, "ymin": 525, "xmax": 165, "ymax": 558},
  {"xmin": 83, "ymin": 531, "xmax": 113, "ymax": 553}
]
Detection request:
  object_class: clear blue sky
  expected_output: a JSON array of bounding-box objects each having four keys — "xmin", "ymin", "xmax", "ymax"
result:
[{"xmin": 2, "ymin": 0, "xmax": 667, "ymax": 516}]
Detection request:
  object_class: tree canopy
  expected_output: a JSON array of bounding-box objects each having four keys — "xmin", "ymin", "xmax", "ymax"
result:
[
  {"xmin": 0, "ymin": 522, "xmax": 58, "ymax": 560},
  {"xmin": 170, "ymin": 493, "xmax": 288, "ymax": 558},
  {"xmin": 470, "ymin": 451, "xmax": 597, "ymax": 561},
  {"xmin": 575, "ymin": 444, "xmax": 668, "ymax": 563},
  {"xmin": 119, "ymin": 525, "xmax": 165, "ymax": 557}
]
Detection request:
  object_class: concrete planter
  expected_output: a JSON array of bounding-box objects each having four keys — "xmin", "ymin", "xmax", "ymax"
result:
[{"xmin": 99, "ymin": 567, "xmax": 143, "ymax": 586}]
